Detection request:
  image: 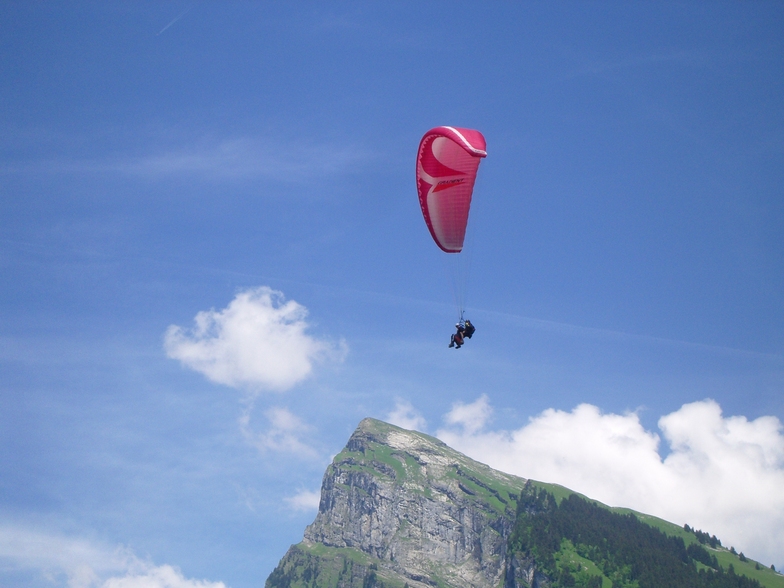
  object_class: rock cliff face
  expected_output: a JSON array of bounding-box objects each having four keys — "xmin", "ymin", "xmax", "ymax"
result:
[
  {"xmin": 267, "ymin": 418, "xmax": 527, "ymax": 588},
  {"xmin": 266, "ymin": 419, "xmax": 783, "ymax": 588}
]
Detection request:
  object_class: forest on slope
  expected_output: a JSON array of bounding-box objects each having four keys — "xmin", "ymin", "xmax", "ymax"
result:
[{"xmin": 512, "ymin": 481, "xmax": 779, "ymax": 588}]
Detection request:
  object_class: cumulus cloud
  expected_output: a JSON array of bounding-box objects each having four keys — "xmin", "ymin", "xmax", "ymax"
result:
[
  {"xmin": 284, "ymin": 489, "xmax": 322, "ymax": 512},
  {"xmin": 165, "ymin": 287, "xmax": 346, "ymax": 392},
  {"xmin": 0, "ymin": 525, "xmax": 126, "ymax": 587},
  {"xmin": 443, "ymin": 394, "xmax": 492, "ymax": 434},
  {"xmin": 0, "ymin": 525, "xmax": 225, "ymax": 588},
  {"xmin": 437, "ymin": 397, "xmax": 784, "ymax": 569},
  {"xmin": 386, "ymin": 399, "xmax": 427, "ymax": 431},
  {"xmin": 102, "ymin": 565, "xmax": 225, "ymax": 588},
  {"xmin": 239, "ymin": 406, "xmax": 318, "ymax": 458}
]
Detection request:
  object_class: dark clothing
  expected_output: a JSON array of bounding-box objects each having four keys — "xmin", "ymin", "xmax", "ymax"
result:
[{"xmin": 449, "ymin": 320, "xmax": 475, "ymax": 349}]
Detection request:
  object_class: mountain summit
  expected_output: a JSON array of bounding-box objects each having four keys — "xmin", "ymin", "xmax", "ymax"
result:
[{"xmin": 266, "ymin": 418, "xmax": 782, "ymax": 588}]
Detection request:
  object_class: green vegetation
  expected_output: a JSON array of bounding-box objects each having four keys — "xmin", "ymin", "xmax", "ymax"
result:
[
  {"xmin": 528, "ymin": 480, "xmax": 587, "ymax": 506},
  {"xmin": 680, "ymin": 527, "xmax": 784, "ymax": 588},
  {"xmin": 442, "ymin": 464, "xmax": 516, "ymax": 515},
  {"xmin": 609, "ymin": 513, "xmax": 782, "ymax": 586},
  {"xmin": 552, "ymin": 539, "xmax": 611, "ymax": 587},
  {"xmin": 266, "ymin": 544, "xmax": 407, "ymax": 588},
  {"xmin": 524, "ymin": 485, "xmax": 783, "ymax": 588},
  {"xmin": 508, "ymin": 482, "xmax": 773, "ymax": 588}
]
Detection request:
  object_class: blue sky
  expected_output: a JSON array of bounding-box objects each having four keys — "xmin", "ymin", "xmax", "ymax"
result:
[{"xmin": 1, "ymin": 2, "xmax": 783, "ymax": 587}]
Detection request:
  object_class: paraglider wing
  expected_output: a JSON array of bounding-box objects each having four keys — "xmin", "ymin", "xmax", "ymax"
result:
[{"xmin": 416, "ymin": 126, "xmax": 487, "ymax": 253}]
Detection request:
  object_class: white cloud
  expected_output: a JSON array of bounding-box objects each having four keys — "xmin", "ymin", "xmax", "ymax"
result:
[
  {"xmin": 443, "ymin": 394, "xmax": 492, "ymax": 435},
  {"xmin": 284, "ymin": 489, "xmax": 322, "ymax": 512},
  {"xmin": 164, "ymin": 287, "xmax": 346, "ymax": 393},
  {"xmin": 0, "ymin": 525, "xmax": 129, "ymax": 587},
  {"xmin": 239, "ymin": 406, "xmax": 318, "ymax": 459},
  {"xmin": 0, "ymin": 525, "xmax": 225, "ymax": 588},
  {"xmin": 102, "ymin": 565, "xmax": 226, "ymax": 588},
  {"xmin": 437, "ymin": 397, "xmax": 784, "ymax": 570},
  {"xmin": 386, "ymin": 398, "xmax": 427, "ymax": 431}
]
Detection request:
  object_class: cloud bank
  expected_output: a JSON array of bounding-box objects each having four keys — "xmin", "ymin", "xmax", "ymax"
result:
[
  {"xmin": 437, "ymin": 397, "xmax": 784, "ymax": 569},
  {"xmin": 0, "ymin": 525, "xmax": 225, "ymax": 588},
  {"xmin": 165, "ymin": 287, "xmax": 346, "ymax": 392}
]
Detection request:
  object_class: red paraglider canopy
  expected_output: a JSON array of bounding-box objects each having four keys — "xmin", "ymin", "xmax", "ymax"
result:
[{"xmin": 416, "ymin": 126, "xmax": 487, "ymax": 253}]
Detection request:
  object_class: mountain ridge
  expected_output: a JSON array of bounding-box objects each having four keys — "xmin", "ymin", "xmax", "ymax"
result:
[{"xmin": 267, "ymin": 418, "xmax": 783, "ymax": 588}]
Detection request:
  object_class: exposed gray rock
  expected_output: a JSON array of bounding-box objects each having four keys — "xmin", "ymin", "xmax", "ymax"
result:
[
  {"xmin": 268, "ymin": 418, "xmax": 527, "ymax": 588},
  {"xmin": 504, "ymin": 553, "xmax": 550, "ymax": 588}
]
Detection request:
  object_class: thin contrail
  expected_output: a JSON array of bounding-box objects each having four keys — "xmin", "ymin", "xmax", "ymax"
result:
[{"xmin": 157, "ymin": 6, "xmax": 192, "ymax": 36}]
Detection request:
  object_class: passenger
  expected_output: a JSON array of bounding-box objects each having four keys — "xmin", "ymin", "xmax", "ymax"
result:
[
  {"xmin": 449, "ymin": 331, "xmax": 464, "ymax": 349},
  {"xmin": 449, "ymin": 323, "xmax": 465, "ymax": 349}
]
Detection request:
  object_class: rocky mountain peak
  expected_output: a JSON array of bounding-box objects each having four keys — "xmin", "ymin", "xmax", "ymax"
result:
[
  {"xmin": 269, "ymin": 418, "xmax": 526, "ymax": 588},
  {"xmin": 266, "ymin": 419, "xmax": 784, "ymax": 588}
]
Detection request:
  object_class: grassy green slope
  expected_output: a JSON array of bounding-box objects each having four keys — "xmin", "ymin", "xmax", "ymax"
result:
[
  {"xmin": 526, "ymin": 481, "xmax": 783, "ymax": 588},
  {"xmin": 631, "ymin": 513, "xmax": 782, "ymax": 588}
]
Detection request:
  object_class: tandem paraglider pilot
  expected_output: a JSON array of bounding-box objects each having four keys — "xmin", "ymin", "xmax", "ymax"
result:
[{"xmin": 449, "ymin": 320, "xmax": 475, "ymax": 349}]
